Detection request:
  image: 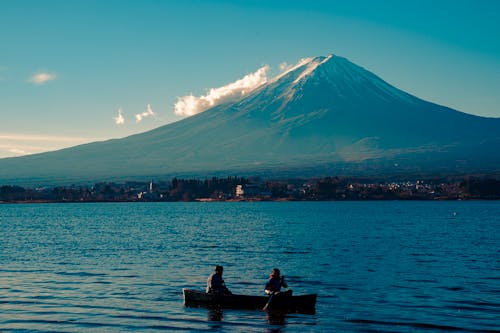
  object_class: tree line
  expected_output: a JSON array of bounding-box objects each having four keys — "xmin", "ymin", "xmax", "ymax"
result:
[{"xmin": 1, "ymin": 176, "xmax": 499, "ymax": 203}]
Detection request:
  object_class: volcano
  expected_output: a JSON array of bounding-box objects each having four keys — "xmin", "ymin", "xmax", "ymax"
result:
[{"xmin": 1, "ymin": 55, "xmax": 500, "ymax": 185}]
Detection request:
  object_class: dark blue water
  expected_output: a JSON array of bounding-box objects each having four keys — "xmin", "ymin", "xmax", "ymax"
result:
[{"xmin": 0, "ymin": 202, "xmax": 499, "ymax": 332}]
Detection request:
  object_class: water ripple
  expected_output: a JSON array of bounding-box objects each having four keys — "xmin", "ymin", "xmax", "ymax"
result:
[{"xmin": 1, "ymin": 201, "xmax": 499, "ymax": 332}]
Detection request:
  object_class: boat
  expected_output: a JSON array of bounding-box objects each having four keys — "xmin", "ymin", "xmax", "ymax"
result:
[{"xmin": 182, "ymin": 288, "xmax": 317, "ymax": 313}]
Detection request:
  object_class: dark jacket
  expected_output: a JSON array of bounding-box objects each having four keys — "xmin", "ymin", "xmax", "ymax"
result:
[
  {"xmin": 265, "ymin": 276, "xmax": 288, "ymax": 294},
  {"xmin": 206, "ymin": 273, "xmax": 230, "ymax": 294}
]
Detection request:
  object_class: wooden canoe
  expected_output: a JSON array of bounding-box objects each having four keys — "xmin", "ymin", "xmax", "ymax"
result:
[{"xmin": 182, "ymin": 288, "xmax": 316, "ymax": 313}]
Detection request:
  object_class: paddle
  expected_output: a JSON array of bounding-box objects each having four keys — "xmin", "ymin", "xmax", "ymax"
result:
[{"xmin": 262, "ymin": 292, "xmax": 275, "ymax": 311}]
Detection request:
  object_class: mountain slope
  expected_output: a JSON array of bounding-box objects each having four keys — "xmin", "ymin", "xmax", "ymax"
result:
[{"xmin": 1, "ymin": 55, "xmax": 500, "ymax": 185}]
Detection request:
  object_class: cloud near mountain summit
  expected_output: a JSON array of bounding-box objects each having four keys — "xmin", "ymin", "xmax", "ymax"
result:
[{"xmin": 174, "ymin": 65, "xmax": 270, "ymax": 117}]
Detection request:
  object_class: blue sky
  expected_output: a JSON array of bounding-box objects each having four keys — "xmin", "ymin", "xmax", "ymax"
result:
[{"xmin": 1, "ymin": 0, "xmax": 499, "ymax": 157}]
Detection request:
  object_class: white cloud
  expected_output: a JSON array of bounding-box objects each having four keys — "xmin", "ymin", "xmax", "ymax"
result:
[
  {"xmin": 29, "ymin": 71, "xmax": 57, "ymax": 85},
  {"xmin": 114, "ymin": 107, "xmax": 125, "ymax": 125},
  {"xmin": 135, "ymin": 104, "xmax": 155, "ymax": 122},
  {"xmin": 174, "ymin": 65, "xmax": 270, "ymax": 117}
]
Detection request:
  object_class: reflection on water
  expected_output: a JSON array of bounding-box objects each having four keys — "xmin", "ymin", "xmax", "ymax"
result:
[
  {"xmin": 266, "ymin": 311, "xmax": 286, "ymax": 326},
  {"xmin": 208, "ymin": 308, "xmax": 224, "ymax": 322},
  {"xmin": 1, "ymin": 201, "xmax": 499, "ymax": 332}
]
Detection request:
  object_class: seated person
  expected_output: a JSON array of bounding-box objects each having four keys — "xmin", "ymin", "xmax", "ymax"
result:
[
  {"xmin": 265, "ymin": 268, "xmax": 292, "ymax": 296},
  {"xmin": 206, "ymin": 265, "xmax": 232, "ymax": 294}
]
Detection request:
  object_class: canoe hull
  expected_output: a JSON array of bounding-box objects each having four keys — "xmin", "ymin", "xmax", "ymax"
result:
[{"xmin": 182, "ymin": 288, "xmax": 316, "ymax": 313}]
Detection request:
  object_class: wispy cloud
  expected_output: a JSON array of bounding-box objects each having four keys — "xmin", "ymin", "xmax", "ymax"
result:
[
  {"xmin": 174, "ymin": 65, "xmax": 270, "ymax": 117},
  {"xmin": 7, "ymin": 148, "xmax": 28, "ymax": 156},
  {"xmin": 135, "ymin": 104, "xmax": 155, "ymax": 122},
  {"xmin": 0, "ymin": 133, "xmax": 98, "ymax": 142},
  {"xmin": 114, "ymin": 107, "xmax": 125, "ymax": 125},
  {"xmin": 0, "ymin": 143, "xmax": 39, "ymax": 158},
  {"xmin": 29, "ymin": 71, "xmax": 57, "ymax": 85},
  {"xmin": 279, "ymin": 62, "xmax": 292, "ymax": 72},
  {"xmin": 0, "ymin": 133, "xmax": 101, "ymax": 158}
]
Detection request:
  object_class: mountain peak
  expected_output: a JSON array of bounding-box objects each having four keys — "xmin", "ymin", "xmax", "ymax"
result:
[
  {"xmin": 272, "ymin": 54, "xmax": 335, "ymax": 84},
  {"xmin": 271, "ymin": 53, "xmax": 417, "ymax": 106},
  {"xmin": 1, "ymin": 54, "xmax": 499, "ymax": 185},
  {"xmin": 292, "ymin": 55, "xmax": 333, "ymax": 83}
]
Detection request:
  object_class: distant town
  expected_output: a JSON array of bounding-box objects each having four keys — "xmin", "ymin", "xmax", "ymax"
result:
[{"xmin": 1, "ymin": 176, "xmax": 499, "ymax": 203}]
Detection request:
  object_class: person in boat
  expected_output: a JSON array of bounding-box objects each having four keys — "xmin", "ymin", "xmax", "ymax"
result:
[
  {"xmin": 265, "ymin": 268, "xmax": 292, "ymax": 296},
  {"xmin": 206, "ymin": 265, "xmax": 232, "ymax": 295}
]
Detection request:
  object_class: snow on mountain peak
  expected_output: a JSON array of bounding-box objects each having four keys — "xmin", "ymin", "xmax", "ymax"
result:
[
  {"xmin": 269, "ymin": 57, "xmax": 314, "ymax": 84},
  {"xmin": 268, "ymin": 55, "xmax": 332, "ymax": 84},
  {"xmin": 293, "ymin": 55, "xmax": 332, "ymax": 84},
  {"xmin": 173, "ymin": 54, "xmax": 399, "ymax": 119}
]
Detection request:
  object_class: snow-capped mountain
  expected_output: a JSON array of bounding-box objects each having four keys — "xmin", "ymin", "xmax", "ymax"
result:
[{"xmin": 1, "ymin": 55, "xmax": 500, "ymax": 185}]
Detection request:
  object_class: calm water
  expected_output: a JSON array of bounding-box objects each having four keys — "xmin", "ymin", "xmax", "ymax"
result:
[{"xmin": 0, "ymin": 201, "xmax": 499, "ymax": 332}]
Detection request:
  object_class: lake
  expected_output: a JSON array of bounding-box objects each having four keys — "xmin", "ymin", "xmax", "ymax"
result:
[{"xmin": 1, "ymin": 201, "xmax": 499, "ymax": 332}]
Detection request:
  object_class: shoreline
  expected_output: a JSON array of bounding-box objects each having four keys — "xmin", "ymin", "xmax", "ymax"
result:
[
  {"xmin": 2, "ymin": 176, "xmax": 499, "ymax": 203},
  {"xmin": 1, "ymin": 197, "xmax": 498, "ymax": 204}
]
